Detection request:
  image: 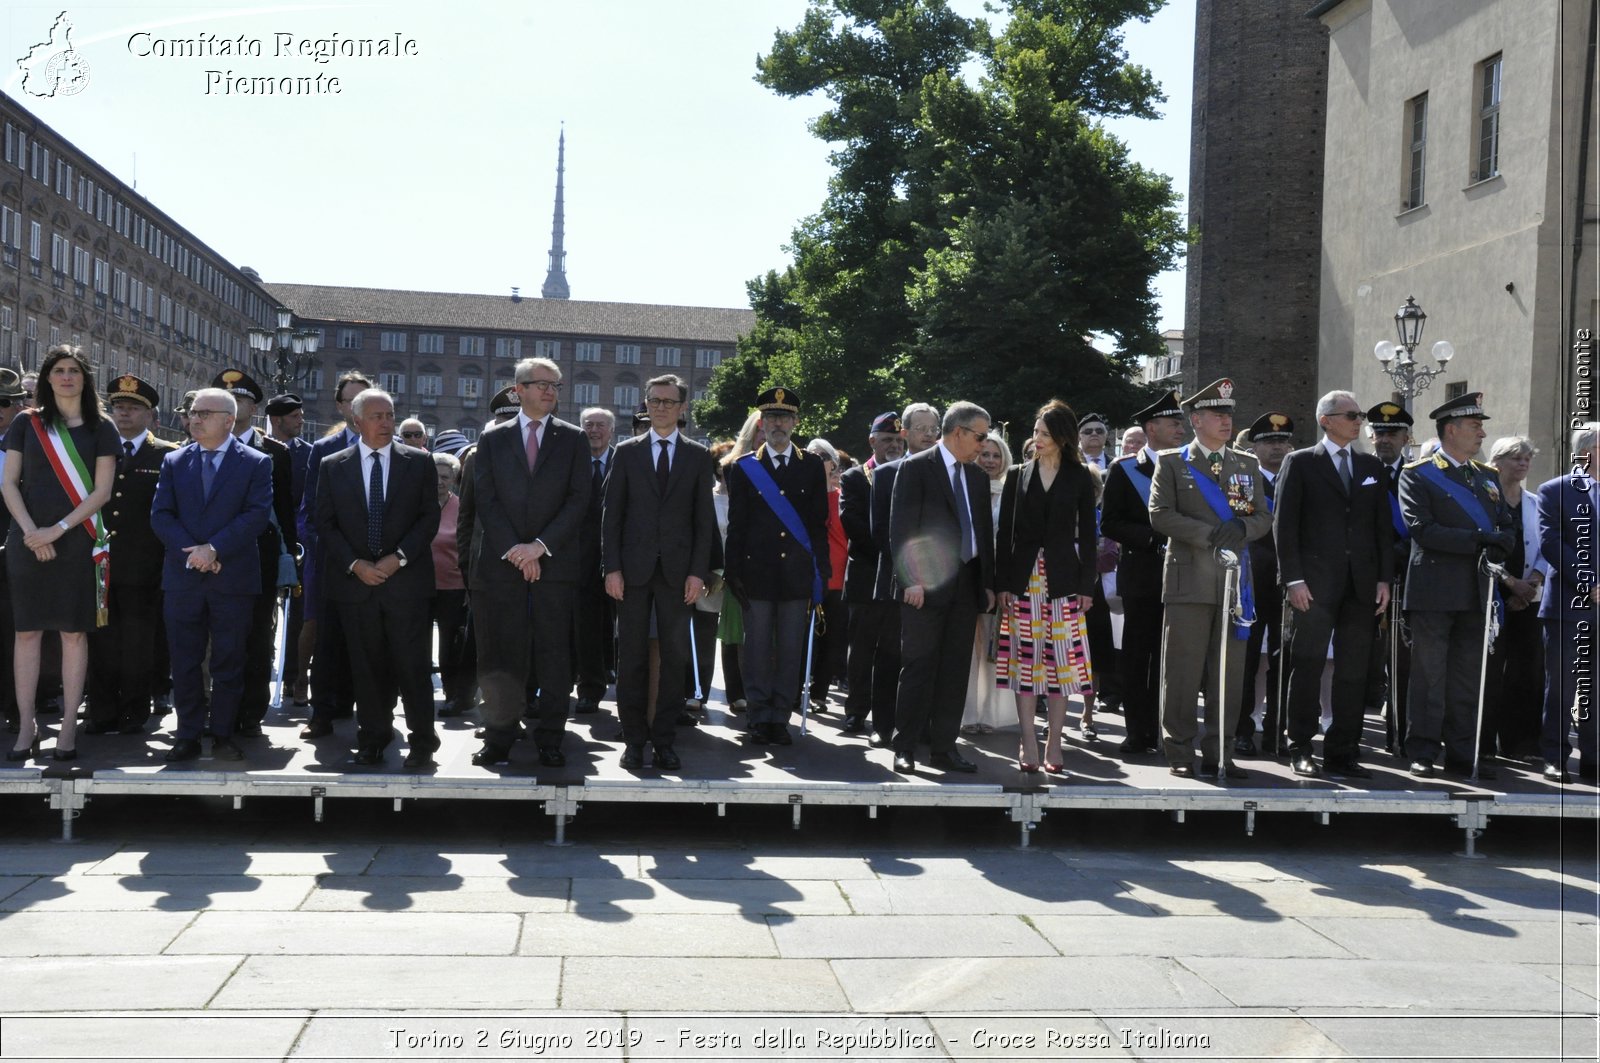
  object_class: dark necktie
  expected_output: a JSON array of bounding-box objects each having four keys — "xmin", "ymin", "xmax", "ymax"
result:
[
  {"xmin": 592, "ymin": 457, "xmax": 604, "ymax": 497},
  {"xmin": 953, "ymin": 462, "xmax": 975, "ymax": 563},
  {"xmin": 1337, "ymin": 447, "xmax": 1352, "ymax": 490},
  {"xmin": 201, "ymin": 450, "xmax": 218, "ymax": 500},
  {"xmin": 121, "ymin": 440, "xmax": 134, "ymax": 470},
  {"xmin": 657, "ymin": 439, "xmax": 670, "ymax": 492},
  {"xmin": 777, "ymin": 452, "xmax": 787, "ymax": 470},
  {"xmin": 367, "ymin": 451, "xmax": 384, "ymax": 557}
]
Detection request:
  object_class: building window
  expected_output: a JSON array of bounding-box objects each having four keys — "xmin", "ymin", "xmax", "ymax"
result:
[
  {"xmin": 337, "ymin": 328, "xmax": 363, "ymax": 350},
  {"xmin": 613, "ymin": 384, "xmax": 640, "ymax": 409},
  {"xmin": 1476, "ymin": 54, "xmax": 1502, "ymax": 182},
  {"xmin": 458, "ymin": 335, "xmax": 485, "ymax": 358},
  {"xmin": 1405, "ymin": 92, "xmax": 1428, "ymax": 210},
  {"xmin": 416, "ymin": 373, "xmax": 442, "ymax": 397},
  {"xmin": 494, "ymin": 337, "xmax": 522, "ymax": 360},
  {"xmin": 380, "ymin": 331, "xmax": 408, "ymax": 352},
  {"xmin": 693, "ymin": 387, "xmax": 708, "ymax": 403},
  {"xmin": 535, "ymin": 339, "xmax": 560, "ymax": 361},
  {"xmin": 378, "ymin": 371, "xmax": 406, "ymax": 395},
  {"xmin": 575, "ymin": 341, "xmax": 601, "ymax": 363},
  {"xmin": 1445, "ymin": 380, "xmax": 1468, "ymax": 401},
  {"xmin": 657, "ymin": 346, "xmax": 682, "ymax": 367},
  {"xmin": 571, "ymin": 382, "xmax": 600, "ymax": 405},
  {"xmin": 457, "ymin": 376, "xmax": 482, "ymax": 400},
  {"xmin": 458, "ymin": 425, "xmax": 479, "ymax": 443},
  {"xmin": 417, "ymin": 333, "xmax": 445, "ymax": 355}
]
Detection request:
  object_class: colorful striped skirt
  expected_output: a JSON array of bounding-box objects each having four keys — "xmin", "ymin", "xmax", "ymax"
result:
[{"xmin": 996, "ymin": 549, "xmax": 1094, "ymax": 696}]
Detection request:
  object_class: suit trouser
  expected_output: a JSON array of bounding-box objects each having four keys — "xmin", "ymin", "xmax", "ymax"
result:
[
  {"xmin": 573, "ymin": 570, "xmax": 613, "ymax": 703},
  {"xmin": 894, "ymin": 560, "xmax": 980, "ymax": 756},
  {"xmin": 1159, "ymin": 601, "xmax": 1244, "ymax": 767},
  {"xmin": 476, "ymin": 579, "xmax": 574, "ymax": 749},
  {"xmin": 1085, "ymin": 575, "xmax": 1121, "ymax": 703},
  {"xmin": 236, "ymin": 588, "xmax": 279, "ymax": 728},
  {"xmin": 1485, "ymin": 604, "xmax": 1542, "ymax": 757},
  {"xmin": 431, "ymin": 589, "xmax": 476, "ymax": 712},
  {"xmin": 1284, "ymin": 572, "xmax": 1376, "ymax": 760},
  {"xmin": 1542, "ymin": 616, "xmax": 1599, "ymax": 770},
  {"xmin": 165, "ymin": 586, "xmax": 253, "ymax": 741},
  {"xmin": 691, "ymin": 608, "xmax": 717, "ymax": 701},
  {"xmin": 808, "ymin": 589, "xmax": 847, "ymax": 699},
  {"xmin": 845, "ymin": 599, "xmax": 901, "ymax": 737},
  {"xmin": 1119, "ymin": 596, "xmax": 1164, "ymax": 748},
  {"xmin": 742, "ymin": 598, "xmax": 809, "ymax": 727},
  {"xmin": 616, "ymin": 564, "xmax": 692, "ymax": 748},
  {"xmin": 1235, "ymin": 579, "xmax": 1282, "ymax": 745},
  {"xmin": 1368, "ymin": 608, "xmax": 1411, "ymax": 750},
  {"xmin": 1405, "ymin": 608, "xmax": 1483, "ymax": 766},
  {"xmin": 309, "ymin": 587, "xmax": 355, "ymax": 722},
  {"xmin": 337, "ymin": 597, "xmax": 437, "ymax": 750},
  {"xmin": 87, "ymin": 582, "xmax": 161, "ymax": 729}
]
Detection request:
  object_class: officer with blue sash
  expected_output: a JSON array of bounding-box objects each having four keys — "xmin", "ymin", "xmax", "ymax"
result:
[
  {"xmin": 1398, "ymin": 392, "xmax": 1514, "ymax": 778},
  {"xmin": 1101, "ymin": 389, "xmax": 1187, "ymax": 759},
  {"xmin": 723, "ymin": 386, "xmax": 830, "ymax": 747},
  {"xmin": 1365, "ymin": 401, "xmax": 1415, "ymax": 751},
  {"xmin": 1149, "ymin": 379, "xmax": 1272, "ymax": 780}
]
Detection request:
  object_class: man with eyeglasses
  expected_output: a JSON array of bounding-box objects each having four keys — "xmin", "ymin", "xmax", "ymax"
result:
[
  {"xmin": 1364, "ymin": 401, "xmax": 1416, "ymax": 752},
  {"xmin": 468, "ymin": 358, "xmax": 590, "ymax": 769},
  {"xmin": 602, "ymin": 375, "xmax": 715, "ymax": 771},
  {"xmin": 399, "ymin": 418, "xmax": 430, "ymax": 451},
  {"xmin": 1273, "ymin": 392, "xmax": 1394, "ymax": 780},
  {"xmin": 839, "ymin": 411, "xmax": 906, "ymax": 738},
  {"xmin": 573, "ymin": 407, "xmax": 617, "ymax": 717},
  {"xmin": 266, "ymin": 392, "xmax": 312, "ymax": 704}
]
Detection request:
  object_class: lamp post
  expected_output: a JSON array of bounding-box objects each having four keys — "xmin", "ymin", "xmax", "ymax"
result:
[
  {"xmin": 1372, "ymin": 295, "xmax": 1455, "ymax": 413},
  {"xmin": 247, "ymin": 306, "xmax": 321, "ymax": 397}
]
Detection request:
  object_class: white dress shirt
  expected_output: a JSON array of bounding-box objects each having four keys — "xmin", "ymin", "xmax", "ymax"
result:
[{"xmin": 357, "ymin": 441, "xmax": 392, "ymax": 496}]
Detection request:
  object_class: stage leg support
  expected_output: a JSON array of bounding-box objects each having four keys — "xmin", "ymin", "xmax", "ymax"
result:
[
  {"xmin": 545, "ymin": 790, "xmax": 580, "ymax": 847},
  {"xmin": 50, "ymin": 780, "xmax": 84, "ymax": 844},
  {"xmin": 1244, "ymin": 801, "xmax": 1257, "ymax": 837},
  {"xmin": 1454, "ymin": 801, "xmax": 1490, "ymax": 859},
  {"xmin": 1011, "ymin": 794, "xmax": 1044, "ymax": 849},
  {"xmin": 789, "ymin": 794, "xmax": 802, "ymax": 831},
  {"xmin": 311, "ymin": 786, "xmax": 326, "ymax": 824}
]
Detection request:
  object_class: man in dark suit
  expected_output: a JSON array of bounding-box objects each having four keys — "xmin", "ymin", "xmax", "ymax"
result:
[
  {"xmin": 1365, "ymin": 401, "xmax": 1416, "ymax": 751},
  {"xmin": 297, "ymin": 371, "xmax": 371, "ymax": 739},
  {"xmin": 724, "ymin": 386, "xmax": 832, "ymax": 747},
  {"xmin": 862, "ymin": 403, "xmax": 940, "ymax": 746},
  {"xmin": 1101, "ymin": 389, "xmax": 1187, "ymax": 758},
  {"xmin": 315, "ymin": 389, "xmax": 441, "ymax": 769},
  {"xmin": 469, "ymin": 358, "xmax": 591, "ymax": 767},
  {"xmin": 214, "ymin": 370, "xmax": 296, "ymax": 735},
  {"xmin": 1536, "ymin": 422, "xmax": 1600, "ymax": 782},
  {"xmin": 1233, "ymin": 412, "xmax": 1292, "ymax": 757},
  {"xmin": 151, "ymin": 387, "xmax": 273, "ymax": 762},
  {"xmin": 266, "ymin": 393, "xmax": 312, "ymax": 704},
  {"xmin": 888, "ymin": 401, "xmax": 996, "ymax": 774},
  {"xmin": 86, "ymin": 375, "xmax": 178, "ymax": 735},
  {"xmin": 1274, "ymin": 392, "xmax": 1395, "ymax": 778},
  {"xmin": 574, "ymin": 406, "xmax": 616, "ymax": 716},
  {"xmin": 1398, "ymin": 392, "xmax": 1515, "ymax": 778},
  {"xmin": 839, "ymin": 411, "xmax": 907, "ymax": 736},
  {"xmin": 602, "ymin": 374, "xmax": 715, "ymax": 770}
]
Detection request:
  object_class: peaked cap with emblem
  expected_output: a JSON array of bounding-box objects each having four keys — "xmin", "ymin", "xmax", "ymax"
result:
[
  {"xmin": 1182, "ymin": 378, "xmax": 1237, "ymax": 413},
  {"xmin": 1366, "ymin": 400, "xmax": 1414, "ymax": 431},
  {"xmin": 757, "ymin": 386, "xmax": 800, "ymax": 414},
  {"xmin": 1077, "ymin": 411, "xmax": 1109, "ymax": 432},
  {"xmin": 632, "ymin": 401, "xmax": 651, "ymax": 427},
  {"xmin": 264, "ymin": 393, "xmax": 303, "ymax": 417},
  {"xmin": 1245, "ymin": 411, "xmax": 1294, "ymax": 442},
  {"xmin": 0, "ymin": 368, "xmax": 26, "ymax": 400},
  {"xmin": 176, "ymin": 390, "xmax": 198, "ymax": 414},
  {"xmin": 107, "ymin": 373, "xmax": 159, "ymax": 409},
  {"xmin": 870, "ymin": 411, "xmax": 902, "ymax": 435},
  {"xmin": 489, "ymin": 385, "xmax": 520, "ymax": 419},
  {"xmin": 1131, "ymin": 389, "xmax": 1183, "ymax": 425},
  {"xmin": 1427, "ymin": 391, "xmax": 1490, "ymax": 422},
  {"xmin": 211, "ymin": 369, "xmax": 264, "ymax": 404}
]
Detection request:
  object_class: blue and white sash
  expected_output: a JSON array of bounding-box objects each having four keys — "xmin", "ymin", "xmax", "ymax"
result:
[
  {"xmin": 739, "ymin": 453, "xmax": 823, "ymax": 604},
  {"xmin": 1183, "ymin": 459, "xmax": 1255, "ymax": 640}
]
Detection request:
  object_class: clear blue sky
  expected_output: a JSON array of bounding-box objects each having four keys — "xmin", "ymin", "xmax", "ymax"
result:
[{"xmin": 3, "ymin": 0, "xmax": 1194, "ymax": 331}]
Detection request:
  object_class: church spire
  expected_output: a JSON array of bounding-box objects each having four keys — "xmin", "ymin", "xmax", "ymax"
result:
[{"xmin": 541, "ymin": 126, "xmax": 570, "ymax": 300}]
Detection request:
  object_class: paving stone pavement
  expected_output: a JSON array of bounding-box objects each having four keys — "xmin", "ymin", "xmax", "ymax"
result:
[{"xmin": 0, "ymin": 800, "xmax": 1591, "ymax": 1061}]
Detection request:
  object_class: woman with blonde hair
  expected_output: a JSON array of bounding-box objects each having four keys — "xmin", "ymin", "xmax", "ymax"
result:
[{"xmin": 962, "ymin": 429, "xmax": 1014, "ymax": 734}]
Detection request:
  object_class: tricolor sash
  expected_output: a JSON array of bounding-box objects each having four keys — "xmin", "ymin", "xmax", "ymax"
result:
[
  {"xmin": 738, "ymin": 453, "xmax": 823, "ymax": 605},
  {"xmin": 28, "ymin": 415, "xmax": 110, "ymax": 626},
  {"xmin": 1183, "ymin": 459, "xmax": 1255, "ymax": 640},
  {"xmin": 1415, "ymin": 460, "xmax": 1502, "ymax": 636},
  {"xmin": 1120, "ymin": 456, "xmax": 1153, "ymax": 506},
  {"xmin": 1387, "ymin": 491, "xmax": 1409, "ymax": 541}
]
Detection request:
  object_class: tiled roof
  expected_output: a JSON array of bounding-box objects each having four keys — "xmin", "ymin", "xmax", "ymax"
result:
[{"xmin": 266, "ymin": 283, "xmax": 756, "ymax": 344}]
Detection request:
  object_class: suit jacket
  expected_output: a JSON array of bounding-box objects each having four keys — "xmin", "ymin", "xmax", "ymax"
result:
[
  {"xmin": 724, "ymin": 444, "xmax": 831, "ymax": 601},
  {"xmin": 150, "ymin": 434, "xmax": 274, "ymax": 596},
  {"xmin": 1272, "ymin": 443, "xmax": 1395, "ymax": 601},
  {"xmin": 1101, "ymin": 451, "xmax": 1168, "ymax": 600},
  {"xmin": 887, "ymin": 445, "xmax": 994, "ymax": 610},
  {"xmin": 1537, "ymin": 471, "xmax": 1597, "ymax": 621},
  {"xmin": 239, "ymin": 427, "xmax": 295, "ymax": 588},
  {"xmin": 870, "ymin": 456, "xmax": 906, "ymax": 601},
  {"xmin": 838, "ymin": 463, "xmax": 878, "ymax": 603},
  {"xmin": 314, "ymin": 442, "xmax": 439, "ymax": 603},
  {"xmin": 455, "ymin": 443, "xmax": 480, "ymax": 582},
  {"xmin": 104, "ymin": 431, "xmax": 178, "ymax": 588},
  {"xmin": 282, "ymin": 435, "xmax": 312, "ymax": 513},
  {"xmin": 1148, "ymin": 443, "xmax": 1272, "ymax": 606},
  {"xmin": 1398, "ymin": 453, "xmax": 1513, "ymax": 612},
  {"xmin": 579, "ymin": 445, "xmax": 614, "ymax": 583},
  {"xmin": 1250, "ymin": 470, "xmax": 1280, "ymax": 598},
  {"xmin": 296, "ymin": 426, "xmax": 357, "ymax": 550},
  {"xmin": 994, "ymin": 460, "xmax": 1098, "ymax": 600},
  {"xmin": 468, "ymin": 414, "xmax": 591, "ymax": 587},
  {"xmin": 602, "ymin": 433, "xmax": 715, "ymax": 588}
]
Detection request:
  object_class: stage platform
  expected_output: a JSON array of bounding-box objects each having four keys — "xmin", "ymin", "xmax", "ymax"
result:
[{"xmin": 5, "ymin": 685, "xmax": 1595, "ymax": 851}]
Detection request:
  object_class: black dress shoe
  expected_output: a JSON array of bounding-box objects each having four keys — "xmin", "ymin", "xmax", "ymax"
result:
[
  {"xmin": 868, "ymin": 732, "xmax": 893, "ymax": 749},
  {"xmin": 929, "ymin": 750, "xmax": 977, "ymax": 773},
  {"xmin": 233, "ymin": 723, "xmax": 263, "ymax": 737},
  {"xmin": 402, "ymin": 747, "xmax": 435, "ymax": 770},
  {"xmin": 1409, "ymin": 759, "xmax": 1435, "ymax": 778},
  {"xmin": 1233, "ymin": 736, "xmax": 1257, "ymax": 757},
  {"xmin": 840, "ymin": 715, "xmax": 865, "ymax": 734},
  {"xmin": 165, "ymin": 739, "xmax": 203, "ymax": 763},
  {"xmin": 1291, "ymin": 754, "xmax": 1320, "ymax": 777},
  {"xmin": 653, "ymin": 745, "xmax": 682, "ymax": 771},
  {"xmin": 1544, "ymin": 762, "xmax": 1572, "ymax": 783},
  {"xmin": 574, "ymin": 699, "xmax": 599, "ymax": 715},
  {"xmin": 769, "ymin": 724, "xmax": 793, "ymax": 746},
  {"xmin": 619, "ymin": 745, "xmax": 645, "ymax": 769},
  {"xmin": 1221, "ymin": 763, "xmax": 1249, "ymax": 780},
  {"xmin": 1197, "ymin": 761, "xmax": 1220, "ymax": 780},
  {"xmin": 6, "ymin": 743, "xmax": 37, "ymax": 762},
  {"xmin": 892, "ymin": 753, "xmax": 915, "ymax": 774},
  {"xmin": 117, "ymin": 721, "xmax": 147, "ymax": 735},
  {"xmin": 211, "ymin": 738, "xmax": 244, "ymax": 761},
  {"xmin": 1169, "ymin": 764, "xmax": 1194, "ymax": 778},
  {"xmin": 746, "ymin": 725, "xmax": 771, "ymax": 746},
  {"xmin": 537, "ymin": 747, "xmax": 567, "ymax": 768},
  {"xmin": 80, "ymin": 720, "xmax": 113, "ymax": 735},
  {"xmin": 436, "ymin": 704, "xmax": 464, "ymax": 718},
  {"xmin": 350, "ymin": 745, "xmax": 384, "ymax": 766},
  {"xmin": 1324, "ymin": 758, "xmax": 1372, "ymax": 780},
  {"xmin": 299, "ymin": 719, "xmax": 334, "ymax": 739},
  {"xmin": 471, "ymin": 742, "xmax": 511, "ymax": 766},
  {"xmin": 51, "ymin": 747, "xmax": 78, "ymax": 762},
  {"xmin": 675, "ymin": 710, "xmax": 699, "ymax": 727}
]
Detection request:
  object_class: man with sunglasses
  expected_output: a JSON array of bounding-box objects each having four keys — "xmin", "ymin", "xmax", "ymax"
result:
[
  {"xmin": 1273, "ymin": 391, "xmax": 1394, "ymax": 779},
  {"xmin": 399, "ymin": 419, "xmax": 430, "ymax": 451}
]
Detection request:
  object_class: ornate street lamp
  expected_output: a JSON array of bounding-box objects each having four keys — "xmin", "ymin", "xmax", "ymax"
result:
[
  {"xmin": 248, "ymin": 306, "xmax": 321, "ymax": 396},
  {"xmin": 1373, "ymin": 295, "xmax": 1454, "ymax": 413}
]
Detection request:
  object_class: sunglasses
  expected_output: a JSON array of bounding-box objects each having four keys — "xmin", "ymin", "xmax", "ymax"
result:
[
  {"xmin": 1330, "ymin": 411, "xmax": 1366, "ymax": 422},
  {"xmin": 401, "ymin": 430, "xmax": 426, "ymax": 438}
]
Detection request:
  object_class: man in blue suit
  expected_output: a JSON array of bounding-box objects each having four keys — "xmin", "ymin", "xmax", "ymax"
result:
[
  {"xmin": 1536, "ymin": 421, "xmax": 1600, "ymax": 783},
  {"xmin": 150, "ymin": 387, "xmax": 273, "ymax": 762}
]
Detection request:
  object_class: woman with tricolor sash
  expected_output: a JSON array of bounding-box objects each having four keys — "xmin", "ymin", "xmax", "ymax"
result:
[{"xmin": 0, "ymin": 346, "xmax": 117, "ymax": 762}]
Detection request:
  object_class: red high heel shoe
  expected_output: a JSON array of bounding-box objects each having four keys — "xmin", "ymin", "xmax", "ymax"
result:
[{"xmin": 1017, "ymin": 747, "xmax": 1040, "ymax": 774}]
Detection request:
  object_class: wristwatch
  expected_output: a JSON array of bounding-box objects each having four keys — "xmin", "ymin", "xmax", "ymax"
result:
[
  {"xmin": 395, "ymin": 549, "xmax": 408, "ymax": 568},
  {"xmin": 55, "ymin": 519, "xmax": 70, "ymax": 531}
]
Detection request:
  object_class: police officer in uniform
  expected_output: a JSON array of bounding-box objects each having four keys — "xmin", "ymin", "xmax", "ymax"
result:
[
  {"xmin": 1148, "ymin": 379, "xmax": 1272, "ymax": 779},
  {"xmin": 1233, "ymin": 412, "xmax": 1293, "ymax": 756},
  {"xmin": 1365, "ymin": 401, "xmax": 1415, "ymax": 751},
  {"xmin": 839, "ymin": 412, "xmax": 906, "ymax": 736},
  {"xmin": 266, "ymin": 393, "xmax": 312, "ymax": 703},
  {"xmin": 1398, "ymin": 391, "xmax": 1514, "ymax": 778}
]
